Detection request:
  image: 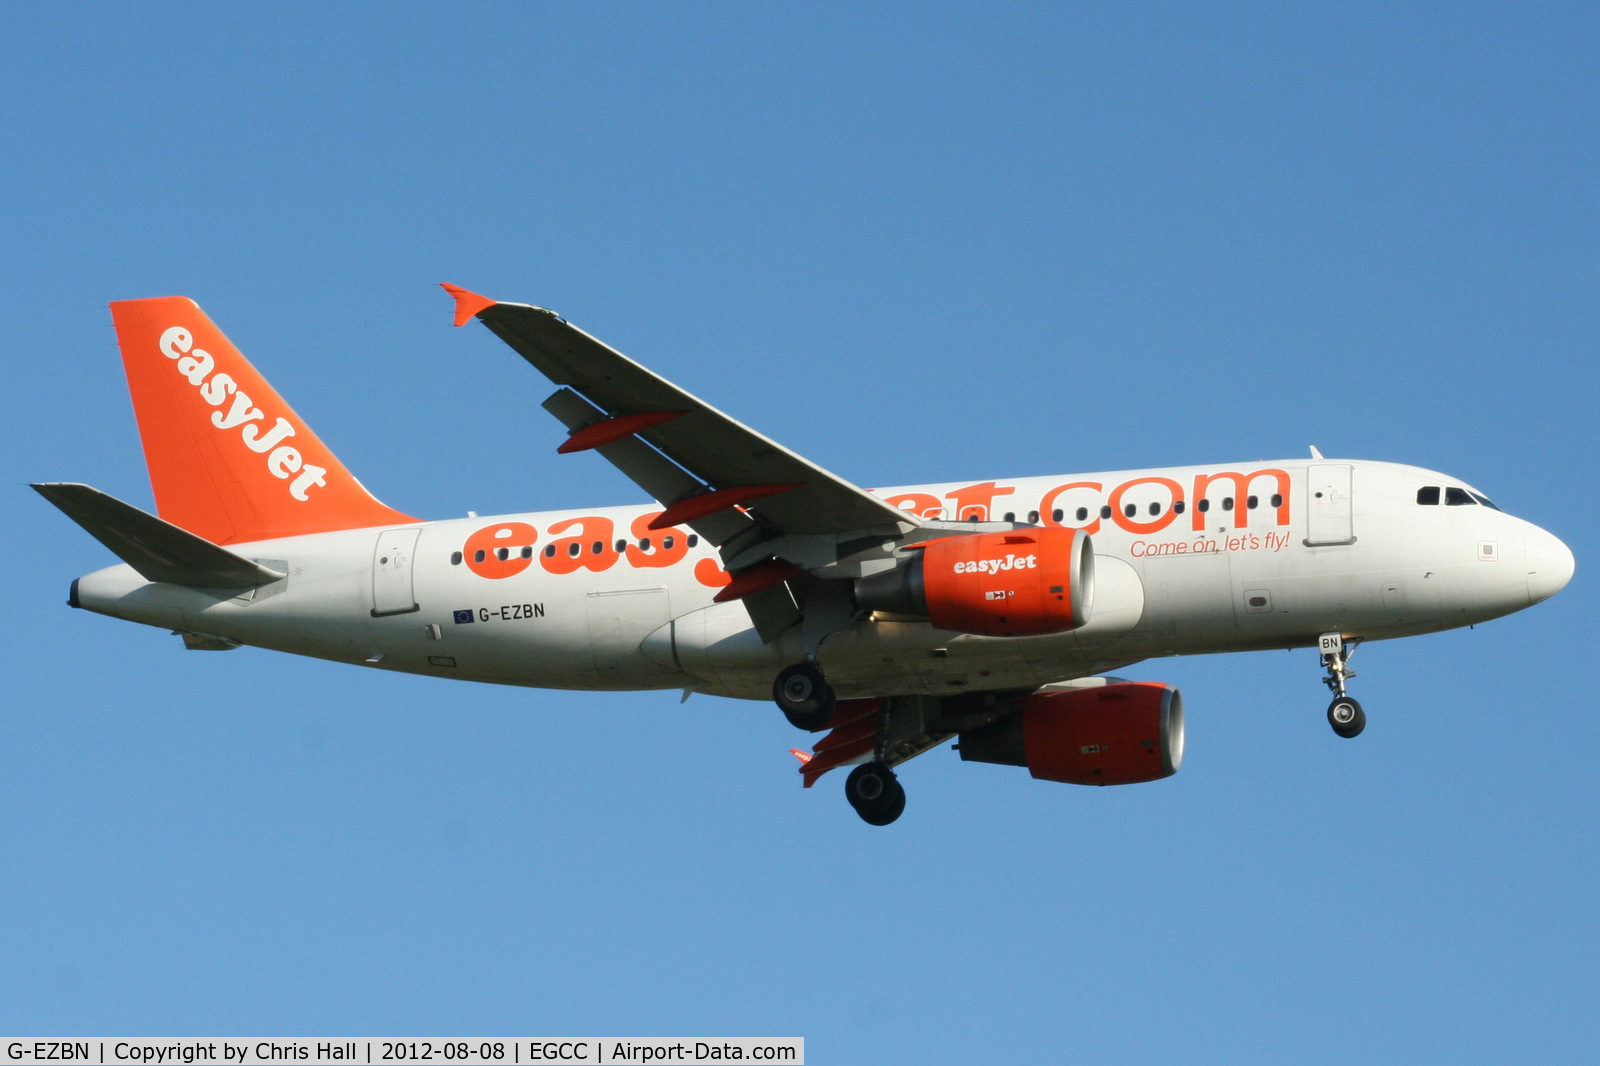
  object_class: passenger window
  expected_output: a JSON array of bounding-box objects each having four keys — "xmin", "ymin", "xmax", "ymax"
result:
[
  {"xmin": 1174, "ymin": 500, "xmax": 1186, "ymax": 514},
  {"xmin": 1124, "ymin": 503, "xmax": 1137, "ymax": 517},
  {"xmin": 615, "ymin": 539, "xmax": 627, "ymax": 553},
  {"xmin": 592, "ymin": 541, "xmax": 604, "ymax": 554},
  {"xmin": 496, "ymin": 547, "xmax": 509, "ymax": 561},
  {"xmin": 1003, "ymin": 511, "xmax": 1015, "ymax": 523},
  {"xmin": 639, "ymin": 537, "xmax": 651, "ymax": 552},
  {"xmin": 1270, "ymin": 493, "xmax": 1283, "ymax": 508},
  {"xmin": 1246, "ymin": 496, "xmax": 1258, "ymax": 509},
  {"xmin": 664, "ymin": 536, "xmax": 676, "ymax": 550},
  {"xmin": 1198, "ymin": 499, "xmax": 1210, "ymax": 513},
  {"xmin": 1052, "ymin": 509, "xmax": 1064, "ymax": 523},
  {"xmin": 451, "ymin": 551, "xmax": 462, "ymax": 566},
  {"xmin": 1074, "ymin": 507, "xmax": 1087, "ymax": 522},
  {"xmin": 1027, "ymin": 511, "xmax": 1040, "ymax": 524},
  {"xmin": 521, "ymin": 546, "xmax": 533, "ymax": 559},
  {"xmin": 1149, "ymin": 502, "xmax": 1161, "ymax": 516},
  {"xmin": 1097, "ymin": 505, "xmax": 1110, "ymax": 520},
  {"xmin": 473, "ymin": 549, "xmax": 486, "ymax": 563},
  {"xmin": 1416, "ymin": 486, "xmax": 1440, "ymax": 505},
  {"xmin": 1222, "ymin": 497, "xmax": 1234, "ymax": 511},
  {"xmin": 567, "ymin": 543, "xmax": 580, "ymax": 558},
  {"xmin": 1446, "ymin": 487, "xmax": 1476, "ymax": 506},
  {"xmin": 544, "ymin": 544, "xmax": 556, "ymax": 558},
  {"xmin": 687, "ymin": 534, "xmax": 699, "ymax": 547}
]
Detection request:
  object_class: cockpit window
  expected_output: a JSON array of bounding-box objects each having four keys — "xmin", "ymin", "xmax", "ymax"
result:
[
  {"xmin": 1469, "ymin": 491, "xmax": 1501, "ymax": 511},
  {"xmin": 1445, "ymin": 487, "xmax": 1476, "ymax": 506},
  {"xmin": 1417, "ymin": 486, "xmax": 1440, "ymax": 505}
]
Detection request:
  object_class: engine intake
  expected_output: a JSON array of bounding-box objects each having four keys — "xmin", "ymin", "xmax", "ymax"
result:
[
  {"xmin": 958, "ymin": 681, "xmax": 1184, "ymax": 785},
  {"xmin": 855, "ymin": 527, "xmax": 1094, "ymax": 637}
]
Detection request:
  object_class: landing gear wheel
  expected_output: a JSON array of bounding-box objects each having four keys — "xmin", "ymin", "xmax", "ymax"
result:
[
  {"xmin": 845, "ymin": 762, "xmax": 906, "ymax": 826},
  {"xmin": 1327, "ymin": 697, "xmax": 1366, "ymax": 739},
  {"xmin": 774, "ymin": 662, "xmax": 836, "ymax": 731}
]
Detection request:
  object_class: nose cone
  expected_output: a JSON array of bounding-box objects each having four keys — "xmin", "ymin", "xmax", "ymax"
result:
[{"xmin": 1524, "ymin": 526, "xmax": 1575, "ymax": 605}]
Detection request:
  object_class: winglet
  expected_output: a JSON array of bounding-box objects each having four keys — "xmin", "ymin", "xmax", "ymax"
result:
[{"xmin": 440, "ymin": 283, "xmax": 497, "ymax": 327}]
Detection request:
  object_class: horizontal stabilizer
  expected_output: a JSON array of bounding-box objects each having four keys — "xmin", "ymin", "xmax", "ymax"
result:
[{"xmin": 32, "ymin": 483, "xmax": 286, "ymax": 588}]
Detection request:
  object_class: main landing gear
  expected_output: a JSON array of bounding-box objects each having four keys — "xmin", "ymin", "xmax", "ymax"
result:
[
  {"xmin": 845, "ymin": 762, "xmax": 905, "ymax": 826},
  {"xmin": 1319, "ymin": 631, "xmax": 1366, "ymax": 739},
  {"xmin": 774, "ymin": 663, "xmax": 908, "ymax": 826},
  {"xmin": 774, "ymin": 661, "xmax": 836, "ymax": 732}
]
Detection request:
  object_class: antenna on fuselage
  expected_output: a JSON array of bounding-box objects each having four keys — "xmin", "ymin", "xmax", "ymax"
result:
[{"xmin": 1309, "ymin": 445, "xmax": 1324, "ymax": 459}]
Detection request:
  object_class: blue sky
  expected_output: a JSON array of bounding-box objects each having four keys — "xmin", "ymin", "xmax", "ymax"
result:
[{"xmin": 2, "ymin": 3, "xmax": 1596, "ymax": 1060}]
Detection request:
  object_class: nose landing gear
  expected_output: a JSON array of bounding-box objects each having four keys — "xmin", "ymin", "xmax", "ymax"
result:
[{"xmin": 1319, "ymin": 632, "xmax": 1366, "ymax": 738}]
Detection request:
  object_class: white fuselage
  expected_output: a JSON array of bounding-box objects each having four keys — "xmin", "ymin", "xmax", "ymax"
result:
[{"xmin": 71, "ymin": 458, "xmax": 1572, "ymax": 702}]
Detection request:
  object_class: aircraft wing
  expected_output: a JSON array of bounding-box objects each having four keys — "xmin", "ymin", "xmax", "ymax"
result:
[{"xmin": 444, "ymin": 285, "xmax": 917, "ymax": 545}]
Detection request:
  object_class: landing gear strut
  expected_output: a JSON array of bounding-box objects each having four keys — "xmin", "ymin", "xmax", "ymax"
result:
[
  {"xmin": 774, "ymin": 661, "xmax": 836, "ymax": 731},
  {"xmin": 1319, "ymin": 632, "xmax": 1366, "ymax": 739},
  {"xmin": 845, "ymin": 762, "xmax": 906, "ymax": 826}
]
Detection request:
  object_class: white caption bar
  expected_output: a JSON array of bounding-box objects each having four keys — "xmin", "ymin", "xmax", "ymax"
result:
[{"xmin": 2, "ymin": 1042, "xmax": 802, "ymax": 1066}]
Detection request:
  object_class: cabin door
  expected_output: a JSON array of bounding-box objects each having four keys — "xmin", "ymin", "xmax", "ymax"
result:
[
  {"xmin": 1305, "ymin": 464, "xmax": 1355, "ymax": 546},
  {"xmin": 372, "ymin": 528, "xmax": 421, "ymax": 616}
]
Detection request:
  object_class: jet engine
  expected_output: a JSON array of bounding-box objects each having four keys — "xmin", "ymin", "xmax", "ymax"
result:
[
  {"xmin": 956, "ymin": 681, "xmax": 1184, "ymax": 785},
  {"xmin": 854, "ymin": 527, "xmax": 1095, "ymax": 637}
]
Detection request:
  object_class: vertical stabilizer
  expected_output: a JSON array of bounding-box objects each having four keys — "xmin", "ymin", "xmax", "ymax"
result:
[{"xmin": 110, "ymin": 296, "xmax": 416, "ymax": 545}]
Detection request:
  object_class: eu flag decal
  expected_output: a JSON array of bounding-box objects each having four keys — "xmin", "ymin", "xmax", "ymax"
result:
[{"xmin": 452, "ymin": 609, "xmax": 475, "ymax": 624}]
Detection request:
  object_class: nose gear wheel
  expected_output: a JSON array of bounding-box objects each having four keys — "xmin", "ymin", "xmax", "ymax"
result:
[
  {"xmin": 1327, "ymin": 696, "xmax": 1366, "ymax": 738},
  {"xmin": 1318, "ymin": 632, "xmax": 1367, "ymax": 737}
]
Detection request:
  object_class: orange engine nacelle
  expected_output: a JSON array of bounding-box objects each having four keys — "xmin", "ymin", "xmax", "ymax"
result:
[
  {"xmin": 854, "ymin": 527, "xmax": 1095, "ymax": 638},
  {"xmin": 957, "ymin": 681, "xmax": 1184, "ymax": 785}
]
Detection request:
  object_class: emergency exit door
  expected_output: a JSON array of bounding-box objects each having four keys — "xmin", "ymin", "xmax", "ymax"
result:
[
  {"xmin": 586, "ymin": 587, "xmax": 671, "ymax": 680},
  {"xmin": 371, "ymin": 528, "xmax": 421, "ymax": 616},
  {"xmin": 1305, "ymin": 464, "xmax": 1355, "ymax": 546}
]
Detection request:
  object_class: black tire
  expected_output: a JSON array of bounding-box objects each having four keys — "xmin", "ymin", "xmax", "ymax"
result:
[
  {"xmin": 846, "ymin": 762, "xmax": 905, "ymax": 826},
  {"xmin": 1327, "ymin": 697, "xmax": 1366, "ymax": 739},
  {"xmin": 774, "ymin": 662, "xmax": 836, "ymax": 731},
  {"xmin": 864, "ymin": 780, "xmax": 906, "ymax": 826}
]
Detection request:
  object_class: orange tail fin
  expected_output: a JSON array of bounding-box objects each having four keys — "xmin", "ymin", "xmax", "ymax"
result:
[{"xmin": 110, "ymin": 296, "xmax": 416, "ymax": 545}]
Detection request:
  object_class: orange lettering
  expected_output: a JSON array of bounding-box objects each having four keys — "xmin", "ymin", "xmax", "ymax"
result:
[
  {"xmin": 944, "ymin": 481, "xmax": 1015, "ymax": 522},
  {"xmin": 625, "ymin": 511, "xmax": 690, "ymax": 569},
  {"xmin": 540, "ymin": 515, "xmax": 619, "ymax": 574},
  {"xmin": 1109, "ymin": 477, "xmax": 1183, "ymax": 535},
  {"xmin": 695, "ymin": 556, "xmax": 733, "ymax": 588},
  {"xmin": 882, "ymin": 492, "xmax": 943, "ymax": 518},
  {"xmin": 463, "ymin": 521, "xmax": 538, "ymax": 579},
  {"xmin": 1191, "ymin": 469, "xmax": 1290, "ymax": 530},
  {"xmin": 1039, "ymin": 482, "xmax": 1103, "ymax": 535}
]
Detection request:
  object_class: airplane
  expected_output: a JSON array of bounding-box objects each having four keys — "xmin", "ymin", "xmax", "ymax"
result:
[{"xmin": 34, "ymin": 286, "xmax": 1576, "ymax": 825}]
